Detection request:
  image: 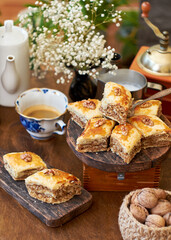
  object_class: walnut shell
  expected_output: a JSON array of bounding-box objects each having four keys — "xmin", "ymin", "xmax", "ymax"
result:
[
  {"xmin": 130, "ymin": 203, "xmax": 149, "ymax": 223},
  {"xmin": 163, "ymin": 212, "xmax": 171, "ymax": 226},
  {"xmin": 151, "ymin": 199, "xmax": 171, "ymax": 216},
  {"xmin": 131, "ymin": 191, "xmax": 140, "ymax": 205},
  {"xmin": 145, "ymin": 214, "xmax": 165, "ymax": 228},
  {"xmin": 154, "ymin": 189, "xmax": 166, "ymax": 199},
  {"xmin": 137, "ymin": 188, "xmax": 158, "ymax": 209}
]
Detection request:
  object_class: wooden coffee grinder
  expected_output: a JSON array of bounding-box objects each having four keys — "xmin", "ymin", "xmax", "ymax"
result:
[{"xmin": 130, "ymin": 1, "xmax": 171, "ymax": 120}]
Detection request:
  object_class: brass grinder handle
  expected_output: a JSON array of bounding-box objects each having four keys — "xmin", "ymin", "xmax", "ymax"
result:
[
  {"xmin": 141, "ymin": 1, "xmax": 151, "ymax": 18},
  {"xmin": 141, "ymin": 1, "xmax": 166, "ymax": 41}
]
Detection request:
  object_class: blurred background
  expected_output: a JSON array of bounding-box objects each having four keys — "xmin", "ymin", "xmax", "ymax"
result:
[
  {"xmin": 0, "ymin": 0, "xmax": 171, "ymax": 68},
  {"xmin": 0, "ymin": 0, "xmax": 138, "ymax": 68}
]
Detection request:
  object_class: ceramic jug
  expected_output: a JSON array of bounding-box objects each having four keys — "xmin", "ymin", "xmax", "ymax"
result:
[{"xmin": 0, "ymin": 20, "xmax": 30, "ymax": 107}]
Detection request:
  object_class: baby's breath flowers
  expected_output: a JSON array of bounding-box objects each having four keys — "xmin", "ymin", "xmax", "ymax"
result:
[{"xmin": 19, "ymin": 0, "xmax": 122, "ymax": 83}]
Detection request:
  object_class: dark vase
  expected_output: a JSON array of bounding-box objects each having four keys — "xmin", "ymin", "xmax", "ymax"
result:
[
  {"xmin": 69, "ymin": 69, "xmax": 97, "ymax": 102},
  {"xmin": 68, "ymin": 53, "xmax": 121, "ymax": 101}
]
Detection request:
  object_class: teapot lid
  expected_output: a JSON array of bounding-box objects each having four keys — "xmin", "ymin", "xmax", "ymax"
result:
[{"xmin": 0, "ymin": 20, "xmax": 28, "ymax": 46}]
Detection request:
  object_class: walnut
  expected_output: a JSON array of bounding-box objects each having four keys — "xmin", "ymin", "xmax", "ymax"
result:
[
  {"xmin": 130, "ymin": 203, "xmax": 149, "ymax": 223},
  {"xmin": 44, "ymin": 169, "xmax": 55, "ymax": 176},
  {"xmin": 163, "ymin": 212, "xmax": 171, "ymax": 226},
  {"xmin": 114, "ymin": 87, "xmax": 121, "ymax": 96},
  {"xmin": 141, "ymin": 116, "xmax": 154, "ymax": 126},
  {"xmin": 131, "ymin": 191, "xmax": 140, "ymax": 205},
  {"xmin": 140, "ymin": 102, "xmax": 152, "ymax": 108},
  {"xmin": 94, "ymin": 119, "xmax": 106, "ymax": 128},
  {"xmin": 154, "ymin": 189, "xmax": 166, "ymax": 200},
  {"xmin": 151, "ymin": 199, "xmax": 171, "ymax": 216},
  {"xmin": 82, "ymin": 100, "xmax": 96, "ymax": 110},
  {"xmin": 121, "ymin": 125, "xmax": 129, "ymax": 136},
  {"xmin": 20, "ymin": 152, "xmax": 32, "ymax": 162},
  {"xmin": 145, "ymin": 214, "xmax": 165, "ymax": 228},
  {"xmin": 137, "ymin": 188, "xmax": 158, "ymax": 209}
]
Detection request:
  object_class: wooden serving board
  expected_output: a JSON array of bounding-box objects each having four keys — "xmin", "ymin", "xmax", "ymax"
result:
[
  {"xmin": 0, "ymin": 149, "xmax": 92, "ymax": 227},
  {"xmin": 66, "ymin": 115, "xmax": 171, "ymax": 173}
]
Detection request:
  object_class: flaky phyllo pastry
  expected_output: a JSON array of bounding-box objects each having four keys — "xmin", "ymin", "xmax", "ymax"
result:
[
  {"xmin": 67, "ymin": 99, "xmax": 102, "ymax": 128},
  {"xmin": 110, "ymin": 123, "xmax": 142, "ymax": 164},
  {"xmin": 128, "ymin": 115, "xmax": 171, "ymax": 148},
  {"xmin": 76, "ymin": 117, "xmax": 115, "ymax": 152},
  {"xmin": 3, "ymin": 152, "xmax": 47, "ymax": 180},
  {"xmin": 133, "ymin": 100, "xmax": 162, "ymax": 117},
  {"xmin": 25, "ymin": 168, "xmax": 81, "ymax": 204},
  {"xmin": 100, "ymin": 82, "xmax": 133, "ymax": 124}
]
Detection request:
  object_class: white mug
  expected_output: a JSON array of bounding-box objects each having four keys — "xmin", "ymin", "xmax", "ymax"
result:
[{"xmin": 15, "ymin": 88, "xmax": 68, "ymax": 140}]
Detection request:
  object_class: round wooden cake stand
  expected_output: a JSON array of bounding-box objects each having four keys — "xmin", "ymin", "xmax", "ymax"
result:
[{"xmin": 66, "ymin": 116, "xmax": 171, "ymax": 174}]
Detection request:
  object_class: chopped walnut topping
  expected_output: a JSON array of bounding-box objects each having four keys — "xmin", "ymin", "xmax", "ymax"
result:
[
  {"xmin": 114, "ymin": 87, "xmax": 121, "ymax": 96},
  {"xmin": 82, "ymin": 100, "xmax": 96, "ymax": 110},
  {"xmin": 20, "ymin": 152, "xmax": 32, "ymax": 162},
  {"xmin": 140, "ymin": 102, "xmax": 152, "ymax": 108},
  {"xmin": 94, "ymin": 119, "xmax": 106, "ymax": 128},
  {"xmin": 44, "ymin": 169, "xmax": 55, "ymax": 176},
  {"xmin": 141, "ymin": 116, "xmax": 154, "ymax": 126},
  {"xmin": 121, "ymin": 125, "xmax": 129, "ymax": 136}
]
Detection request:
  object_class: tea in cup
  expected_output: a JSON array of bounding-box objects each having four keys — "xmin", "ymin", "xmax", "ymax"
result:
[{"xmin": 15, "ymin": 88, "xmax": 68, "ymax": 140}]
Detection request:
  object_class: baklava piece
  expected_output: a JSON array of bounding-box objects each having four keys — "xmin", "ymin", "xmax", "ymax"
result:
[
  {"xmin": 128, "ymin": 115, "xmax": 171, "ymax": 149},
  {"xmin": 25, "ymin": 169, "xmax": 81, "ymax": 204},
  {"xmin": 133, "ymin": 100, "xmax": 162, "ymax": 117},
  {"xmin": 76, "ymin": 117, "xmax": 115, "ymax": 152},
  {"xmin": 3, "ymin": 152, "xmax": 47, "ymax": 180},
  {"xmin": 67, "ymin": 99, "xmax": 102, "ymax": 128},
  {"xmin": 100, "ymin": 82, "xmax": 133, "ymax": 124},
  {"xmin": 110, "ymin": 123, "xmax": 142, "ymax": 164}
]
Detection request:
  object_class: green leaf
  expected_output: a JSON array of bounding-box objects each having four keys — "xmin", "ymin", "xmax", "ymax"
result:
[{"xmin": 24, "ymin": 4, "xmax": 37, "ymax": 8}]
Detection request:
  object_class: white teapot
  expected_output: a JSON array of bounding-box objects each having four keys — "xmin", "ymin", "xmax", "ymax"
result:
[{"xmin": 0, "ymin": 20, "xmax": 30, "ymax": 107}]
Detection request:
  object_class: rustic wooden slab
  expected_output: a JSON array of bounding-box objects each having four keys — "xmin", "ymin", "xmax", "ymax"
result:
[
  {"xmin": 66, "ymin": 115, "xmax": 171, "ymax": 173},
  {"xmin": 0, "ymin": 149, "xmax": 92, "ymax": 227}
]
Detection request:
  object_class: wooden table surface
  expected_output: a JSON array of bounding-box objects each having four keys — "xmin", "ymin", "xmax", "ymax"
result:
[{"xmin": 0, "ymin": 72, "xmax": 171, "ymax": 240}]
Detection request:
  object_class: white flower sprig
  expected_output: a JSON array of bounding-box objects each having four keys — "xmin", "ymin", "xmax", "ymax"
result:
[{"xmin": 19, "ymin": 0, "xmax": 122, "ymax": 83}]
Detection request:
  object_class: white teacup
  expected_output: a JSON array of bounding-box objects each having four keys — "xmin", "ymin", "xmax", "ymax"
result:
[{"xmin": 15, "ymin": 88, "xmax": 68, "ymax": 140}]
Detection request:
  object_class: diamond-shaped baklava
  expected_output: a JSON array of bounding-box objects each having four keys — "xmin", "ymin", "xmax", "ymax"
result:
[
  {"xmin": 100, "ymin": 82, "xmax": 133, "ymax": 124},
  {"xmin": 110, "ymin": 123, "xmax": 142, "ymax": 164},
  {"xmin": 67, "ymin": 99, "xmax": 102, "ymax": 128},
  {"xmin": 25, "ymin": 168, "xmax": 81, "ymax": 204},
  {"xmin": 76, "ymin": 117, "xmax": 115, "ymax": 152},
  {"xmin": 133, "ymin": 100, "xmax": 162, "ymax": 117},
  {"xmin": 128, "ymin": 115, "xmax": 171, "ymax": 148},
  {"xmin": 3, "ymin": 152, "xmax": 47, "ymax": 180}
]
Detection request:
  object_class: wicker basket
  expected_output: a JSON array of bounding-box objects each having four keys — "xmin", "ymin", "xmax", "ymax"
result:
[{"xmin": 118, "ymin": 189, "xmax": 171, "ymax": 240}]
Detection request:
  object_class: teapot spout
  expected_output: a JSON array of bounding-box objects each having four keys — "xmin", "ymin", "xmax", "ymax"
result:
[{"xmin": 1, "ymin": 55, "xmax": 20, "ymax": 94}]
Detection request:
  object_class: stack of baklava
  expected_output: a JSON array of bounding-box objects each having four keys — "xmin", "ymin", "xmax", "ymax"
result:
[{"xmin": 67, "ymin": 82, "xmax": 171, "ymax": 164}]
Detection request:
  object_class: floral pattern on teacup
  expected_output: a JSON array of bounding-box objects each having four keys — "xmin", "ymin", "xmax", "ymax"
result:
[{"xmin": 20, "ymin": 116, "xmax": 45, "ymax": 133}]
